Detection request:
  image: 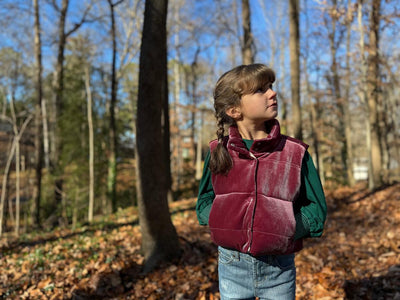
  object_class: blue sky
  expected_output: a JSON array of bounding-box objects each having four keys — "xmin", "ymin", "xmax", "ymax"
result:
[{"xmin": 1, "ymin": 0, "xmax": 399, "ymax": 105}]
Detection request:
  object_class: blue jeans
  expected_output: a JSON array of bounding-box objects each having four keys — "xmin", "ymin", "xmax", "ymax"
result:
[{"xmin": 218, "ymin": 247, "xmax": 296, "ymax": 300}]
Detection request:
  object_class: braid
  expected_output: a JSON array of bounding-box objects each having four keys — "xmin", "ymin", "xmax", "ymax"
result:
[
  {"xmin": 216, "ymin": 115, "xmax": 225, "ymax": 143},
  {"xmin": 209, "ymin": 114, "xmax": 233, "ymax": 175}
]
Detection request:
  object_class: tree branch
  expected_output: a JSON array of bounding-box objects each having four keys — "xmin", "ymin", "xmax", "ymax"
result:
[{"xmin": 65, "ymin": 1, "xmax": 95, "ymax": 37}]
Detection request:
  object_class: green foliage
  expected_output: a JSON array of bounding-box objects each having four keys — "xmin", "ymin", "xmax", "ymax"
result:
[{"xmin": 34, "ymin": 36, "xmax": 139, "ymax": 225}]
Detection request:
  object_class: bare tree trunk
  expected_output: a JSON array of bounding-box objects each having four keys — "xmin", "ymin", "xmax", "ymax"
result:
[
  {"xmin": 10, "ymin": 96, "xmax": 21, "ymax": 236},
  {"xmin": 136, "ymin": 0, "xmax": 180, "ymax": 273},
  {"xmin": 51, "ymin": 0, "xmax": 69, "ymax": 222},
  {"xmin": 367, "ymin": 0, "xmax": 383, "ymax": 189},
  {"xmin": 344, "ymin": 0, "xmax": 355, "ymax": 186},
  {"xmin": 173, "ymin": 62, "xmax": 182, "ymax": 188},
  {"xmin": 0, "ymin": 139, "xmax": 16, "ymax": 237},
  {"xmin": 231, "ymin": 0, "xmax": 240, "ymax": 66},
  {"xmin": 303, "ymin": 0, "xmax": 322, "ymax": 178},
  {"xmin": 358, "ymin": 1, "xmax": 370, "ymax": 187},
  {"xmin": 312, "ymin": 66, "xmax": 324, "ymax": 182},
  {"xmin": 386, "ymin": 82, "xmax": 400, "ymax": 179},
  {"xmin": 289, "ymin": 0, "xmax": 302, "ymax": 140},
  {"xmin": 188, "ymin": 47, "xmax": 200, "ymax": 168},
  {"xmin": 171, "ymin": 2, "xmax": 182, "ymax": 189},
  {"xmin": 241, "ymin": 0, "xmax": 254, "ymax": 64},
  {"xmin": 279, "ymin": 32, "xmax": 288, "ymax": 135},
  {"xmin": 107, "ymin": 0, "xmax": 124, "ymax": 213},
  {"xmin": 15, "ymin": 135, "xmax": 20, "ymax": 236},
  {"xmin": 84, "ymin": 65, "xmax": 95, "ymax": 222},
  {"xmin": 0, "ymin": 116, "xmax": 32, "ymax": 237},
  {"xmin": 42, "ymin": 98, "xmax": 50, "ymax": 169},
  {"xmin": 303, "ymin": 49, "xmax": 322, "ymax": 182},
  {"xmin": 32, "ymin": 0, "xmax": 44, "ymax": 228},
  {"xmin": 358, "ymin": 0, "xmax": 382, "ymax": 190},
  {"xmin": 195, "ymin": 109, "xmax": 204, "ymax": 180},
  {"xmin": 328, "ymin": 0, "xmax": 348, "ymax": 181},
  {"xmin": 100, "ymin": 71, "xmax": 111, "ymax": 213},
  {"xmin": 162, "ymin": 68, "xmax": 173, "ymax": 203}
]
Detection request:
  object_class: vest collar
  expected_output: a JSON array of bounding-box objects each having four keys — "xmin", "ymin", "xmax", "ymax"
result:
[{"xmin": 227, "ymin": 119, "xmax": 283, "ymax": 157}]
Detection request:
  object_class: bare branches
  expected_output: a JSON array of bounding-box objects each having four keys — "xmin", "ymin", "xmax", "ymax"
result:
[{"xmin": 65, "ymin": 1, "xmax": 95, "ymax": 37}]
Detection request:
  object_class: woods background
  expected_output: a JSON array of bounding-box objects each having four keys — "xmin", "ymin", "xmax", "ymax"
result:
[{"xmin": 0, "ymin": 0, "xmax": 399, "ymax": 245}]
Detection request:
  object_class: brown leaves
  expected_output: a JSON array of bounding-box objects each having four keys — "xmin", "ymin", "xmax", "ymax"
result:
[
  {"xmin": 296, "ymin": 182, "xmax": 400, "ymax": 299},
  {"xmin": 1, "ymin": 186, "xmax": 399, "ymax": 299}
]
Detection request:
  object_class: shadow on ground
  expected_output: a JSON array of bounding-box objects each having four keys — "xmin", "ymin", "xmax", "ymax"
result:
[
  {"xmin": 0, "ymin": 204, "xmax": 196, "ymax": 253},
  {"xmin": 71, "ymin": 237, "xmax": 219, "ymax": 299},
  {"xmin": 344, "ymin": 265, "xmax": 400, "ymax": 300}
]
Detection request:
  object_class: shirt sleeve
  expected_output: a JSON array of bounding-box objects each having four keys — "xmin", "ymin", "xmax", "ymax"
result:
[
  {"xmin": 294, "ymin": 151, "xmax": 327, "ymax": 240},
  {"xmin": 196, "ymin": 149, "xmax": 215, "ymax": 225}
]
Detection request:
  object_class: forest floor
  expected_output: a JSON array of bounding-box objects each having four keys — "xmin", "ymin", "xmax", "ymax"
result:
[{"xmin": 1, "ymin": 183, "xmax": 400, "ymax": 299}]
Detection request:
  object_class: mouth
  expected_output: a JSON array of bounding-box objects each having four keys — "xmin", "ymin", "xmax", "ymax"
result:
[{"xmin": 267, "ymin": 103, "xmax": 277, "ymax": 108}]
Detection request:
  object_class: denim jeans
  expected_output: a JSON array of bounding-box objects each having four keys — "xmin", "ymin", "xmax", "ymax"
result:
[{"xmin": 218, "ymin": 246, "xmax": 296, "ymax": 300}]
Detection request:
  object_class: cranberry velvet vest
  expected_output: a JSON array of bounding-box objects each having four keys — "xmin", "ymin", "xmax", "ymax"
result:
[{"xmin": 209, "ymin": 120, "xmax": 308, "ymax": 256}]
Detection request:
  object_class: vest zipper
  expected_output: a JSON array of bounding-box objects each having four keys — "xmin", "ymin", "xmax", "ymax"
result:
[{"xmin": 248, "ymin": 152, "xmax": 258, "ymax": 253}]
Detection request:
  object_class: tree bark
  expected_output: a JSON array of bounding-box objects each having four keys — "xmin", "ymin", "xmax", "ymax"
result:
[
  {"xmin": 106, "ymin": 0, "xmax": 124, "ymax": 213},
  {"xmin": 14, "ymin": 134, "xmax": 20, "ymax": 236},
  {"xmin": 84, "ymin": 65, "xmax": 95, "ymax": 222},
  {"xmin": 0, "ymin": 116, "xmax": 32, "ymax": 237},
  {"xmin": 136, "ymin": 0, "xmax": 180, "ymax": 273},
  {"xmin": 173, "ymin": 62, "xmax": 182, "ymax": 188},
  {"xmin": 195, "ymin": 109, "xmax": 204, "ymax": 180},
  {"xmin": 0, "ymin": 139, "xmax": 16, "ymax": 237},
  {"xmin": 358, "ymin": 0, "xmax": 370, "ymax": 186},
  {"xmin": 42, "ymin": 98, "xmax": 50, "ymax": 170},
  {"xmin": 328, "ymin": 0, "xmax": 348, "ymax": 182},
  {"xmin": 344, "ymin": 0, "xmax": 355, "ymax": 186},
  {"xmin": 241, "ymin": 0, "xmax": 254, "ymax": 64},
  {"xmin": 51, "ymin": 0, "xmax": 69, "ymax": 219},
  {"xmin": 32, "ymin": 0, "xmax": 44, "ymax": 228},
  {"xmin": 162, "ymin": 58, "xmax": 173, "ymax": 203},
  {"xmin": 279, "ymin": 28, "xmax": 288, "ymax": 135},
  {"xmin": 289, "ymin": 0, "xmax": 302, "ymax": 140},
  {"xmin": 9, "ymin": 93, "xmax": 21, "ymax": 236},
  {"xmin": 171, "ymin": 2, "xmax": 182, "ymax": 188},
  {"xmin": 367, "ymin": 0, "xmax": 383, "ymax": 189},
  {"xmin": 188, "ymin": 47, "xmax": 200, "ymax": 168}
]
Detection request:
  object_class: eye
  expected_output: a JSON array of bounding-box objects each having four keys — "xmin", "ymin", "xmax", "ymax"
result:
[{"xmin": 255, "ymin": 84, "xmax": 273, "ymax": 93}]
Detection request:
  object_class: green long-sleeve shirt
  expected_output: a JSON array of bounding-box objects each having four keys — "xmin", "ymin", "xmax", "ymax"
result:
[{"xmin": 196, "ymin": 139, "xmax": 327, "ymax": 240}]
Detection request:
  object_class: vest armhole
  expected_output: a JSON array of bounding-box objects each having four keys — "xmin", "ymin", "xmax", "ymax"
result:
[{"xmin": 284, "ymin": 136, "xmax": 309, "ymax": 151}]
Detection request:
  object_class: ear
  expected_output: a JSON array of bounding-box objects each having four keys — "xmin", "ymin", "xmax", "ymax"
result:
[{"xmin": 225, "ymin": 106, "xmax": 242, "ymax": 120}]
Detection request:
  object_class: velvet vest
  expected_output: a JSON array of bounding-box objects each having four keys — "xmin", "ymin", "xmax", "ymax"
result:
[{"xmin": 209, "ymin": 119, "xmax": 308, "ymax": 256}]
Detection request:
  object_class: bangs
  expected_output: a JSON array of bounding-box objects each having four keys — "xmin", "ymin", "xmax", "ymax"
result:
[{"xmin": 233, "ymin": 64, "xmax": 275, "ymax": 95}]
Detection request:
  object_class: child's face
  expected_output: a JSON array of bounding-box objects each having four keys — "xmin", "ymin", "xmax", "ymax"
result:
[{"xmin": 239, "ymin": 85, "xmax": 278, "ymax": 123}]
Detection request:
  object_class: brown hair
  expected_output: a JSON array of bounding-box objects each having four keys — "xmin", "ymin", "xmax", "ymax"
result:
[{"xmin": 209, "ymin": 64, "xmax": 275, "ymax": 175}]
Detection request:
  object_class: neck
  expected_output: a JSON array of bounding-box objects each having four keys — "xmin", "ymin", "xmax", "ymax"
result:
[{"xmin": 236, "ymin": 120, "xmax": 269, "ymax": 140}]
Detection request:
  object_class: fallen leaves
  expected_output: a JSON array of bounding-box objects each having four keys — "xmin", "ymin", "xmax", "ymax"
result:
[
  {"xmin": 296, "ymin": 182, "xmax": 400, "ymax": 299},
  {"xmin": 0, "ymin": 184, "xmax": 399, "ymax": 299}
]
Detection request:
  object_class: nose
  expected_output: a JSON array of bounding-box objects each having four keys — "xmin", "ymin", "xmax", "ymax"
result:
[{"xmin": 267, "ymin": 89, "xmax": 277, "ymax": 99}]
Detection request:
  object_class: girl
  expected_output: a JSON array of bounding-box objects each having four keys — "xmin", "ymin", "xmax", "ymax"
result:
[{"xmin": 196, "ymin": 64, "xmax": 327, "ymax": 300}]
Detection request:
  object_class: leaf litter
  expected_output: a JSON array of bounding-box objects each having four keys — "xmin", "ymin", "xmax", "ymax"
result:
[{"xmin": 0, "ymin": 184, "xmax": 399, "ymax": 299}]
